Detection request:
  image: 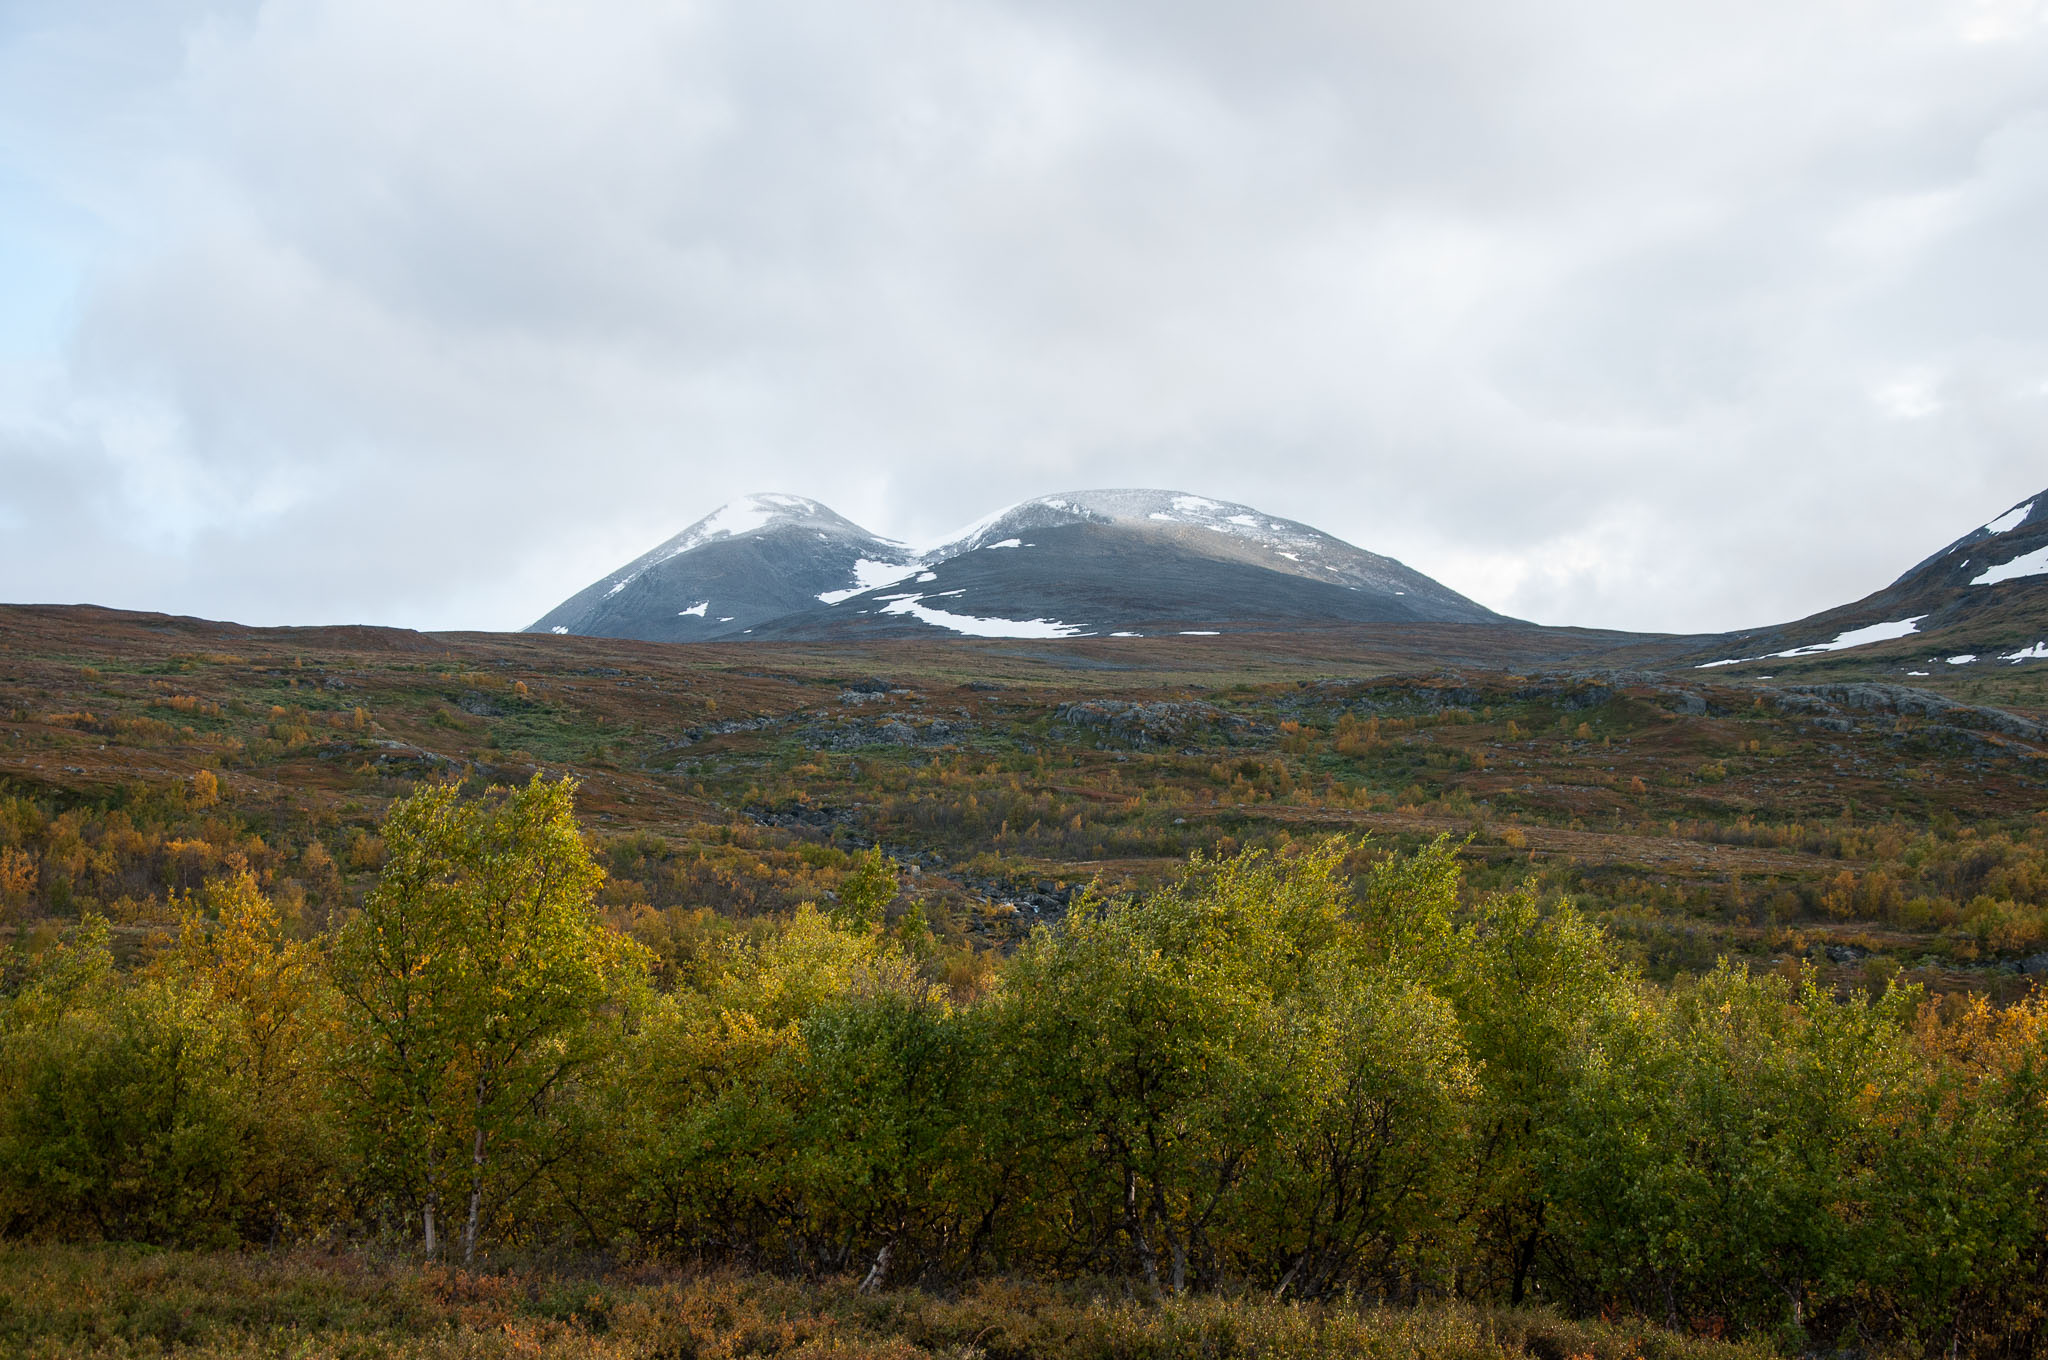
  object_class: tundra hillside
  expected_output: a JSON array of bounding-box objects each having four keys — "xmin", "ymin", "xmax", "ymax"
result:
[
  {"xmin": 9, "ymin": 606, "xmax": 2048, "ymax": 1357},
  {"xmin": 8, "ymin": 774, "xmax": 2048, "ymax": 1359}
]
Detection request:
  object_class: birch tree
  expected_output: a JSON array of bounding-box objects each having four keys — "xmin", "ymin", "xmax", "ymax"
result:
[{"xmin": 329, "ymin": 775, "xmax": 641, "ymax": 1263}]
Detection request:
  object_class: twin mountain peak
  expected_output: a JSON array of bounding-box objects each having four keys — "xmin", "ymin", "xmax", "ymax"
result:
[
  {"xmin": 529, "ymin": 486, "xmax": 2048, "ymax": 665},
  {"xmin": 528, "ymin": 489, "xmax": 1500, "ymax": 644}
]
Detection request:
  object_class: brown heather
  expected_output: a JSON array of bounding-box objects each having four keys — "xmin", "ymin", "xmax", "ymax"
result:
[{"xmin": 0, "ymin": 1246, "xmax": 1765, "ymax": 1360}]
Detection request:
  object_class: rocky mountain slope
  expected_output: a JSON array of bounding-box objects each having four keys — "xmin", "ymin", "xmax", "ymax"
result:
[
  {"xmin": 530, "ymin": 489, "xmax": 1506, "ymax": 642},
  {"xmin": 528, "ymin": 494, "xmax": 914, "ymax": 644},
  {"xmin": 1681, "ymin": 487, "xmax": 2048, "ymax": 674},
  {"xmin": 528, "ymin": 483, "xmax": 2048, "ymax": 674}
]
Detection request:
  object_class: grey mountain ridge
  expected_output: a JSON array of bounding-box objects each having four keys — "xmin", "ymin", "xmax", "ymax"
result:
[
  {"xmin": 1674, "ymin": 485, "xmax": 2048, "ymax": 669},
  {"xmin": 527, "ymin": 495, "xmax": 915, "ymax": 644},
  {"xmin": 531, "ymin": 484, "xmax": 2048, "ymax": 664},
  {"xmin": 528, "ymin": 489, "xmax": 1505, "ymax": 642}
]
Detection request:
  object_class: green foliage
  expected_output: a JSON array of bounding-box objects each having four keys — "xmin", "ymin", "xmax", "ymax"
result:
[
  {"xmin": 995, "ymin": 845, "xmax": 1341, "ymax": 1290},
  {"xmin": 0, "ymin": 891, "xmax": 332, "ymax": 1246},
  {"xmin": 1447, "ymin": 883, "xmax": 1634, "ymax": 1303},
  {"xmin": 1545, "ymin": 970, "xmax": 2048, "ymax": 1352},
  {"xmin": 13, "ymin": 777, "xmax": 2048, "ymax": 1355},
  {"xmin": 1240, "ymin": 958, "xmax": 1475, "ymax": 1300},
  {"xmin": 327, "ymin": 775, "xmax": 647, "ymax": 1262},
  {"xmin": 793, "ymin": 971, "xmax": 984, "ymax": 1284},
  {"xmin": 832, "ymin": 846, "xmax": 898, "ymax": 934},
  {"xmin": 0, "ymin": 918, "xmax": 240, "ymax": 1244}
]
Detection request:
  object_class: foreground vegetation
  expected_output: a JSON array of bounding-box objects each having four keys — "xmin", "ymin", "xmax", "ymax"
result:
[
  {"xmin": 7, "ymin": 774, "xmax": 2048, "ymax": 1356},
  {"xmin": 12, "ymin": 608, "xmax": 2048, "ymax": 1355},
  {"xmin": 0, "ymin": 1245, "xmax": 1768, "ymax": 1360}
]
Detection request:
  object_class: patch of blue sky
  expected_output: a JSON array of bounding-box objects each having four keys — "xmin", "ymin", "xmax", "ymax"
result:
[{"xmin": 0, "ymin": 161, "xmax": 97, "ymax": 361}]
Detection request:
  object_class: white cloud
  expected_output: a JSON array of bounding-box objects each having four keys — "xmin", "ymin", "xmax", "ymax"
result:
[{"xmin": 0, "ymin": 0, "xmax": 2045, "ymax": 633}]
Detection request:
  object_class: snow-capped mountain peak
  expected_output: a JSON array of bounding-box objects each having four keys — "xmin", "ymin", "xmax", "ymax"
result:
[
  {"xmin": 913, "ymin": 489, "xmax": 1487, "ymax": 613},
  {"xmin": 582, "ymin": 494, "xmax": 897, "ymax": 604},
  {"xmin": 927, "ymin": 491, "xmax": 1262, "ymax": 559},
  {"xmin": 530, "ymin": 486, "xmax": 1502, "ymax": 642},
  {"xmin": 923, "ymin": 489, "xmax": 1306, "ymax": 559},
  {"xmin": 525, "ymin": 493, "xmax": 911, "ymax": 642},
  {"xmin": 664, "ymin": 493, "xmax": 872, "ymax": 556}
]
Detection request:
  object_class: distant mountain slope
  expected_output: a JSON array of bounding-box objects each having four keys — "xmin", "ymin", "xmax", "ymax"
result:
[
  {"xmin": 528, "ymin": 494, "xmax": 913, "ymax": 643},
  {"xmin": 913, "ymin": 490, "xmax": 1499, "ymax": 625},
  {"xmin": 529, "ymin": 488, "xmax": 1505, "ymax": 643},
  {"xmin": 1683, "ymin": 488, "xmax": 2048, "ymax": 671}
]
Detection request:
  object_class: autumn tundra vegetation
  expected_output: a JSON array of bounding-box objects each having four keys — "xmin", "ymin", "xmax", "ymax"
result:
[
  {"xmin": 12, "ymin": 609, "xmax": 2048, "ymax": 1356},
  {"xmin": 4, "ymin": 772, "xmax": 2048, "ymax": 1358}
]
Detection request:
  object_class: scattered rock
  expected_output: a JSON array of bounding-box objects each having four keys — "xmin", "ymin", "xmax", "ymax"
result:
[
  {"xmin": 802, "ymin": 717, "xmax": 970, "ymax": 750},
  {"xmin": 1056, "ymin": 699, "xmax": 1259, "ymax": 746},
  {"xmin": 661, "ymin": 716, "xmax": 779, "ymax": 749},
  {"xmin": 747, "ymin": 802, "xmax": 858, "ymax": 833},
  {"xmin": 1778, "ymin": 683, "xmax": 2048, "ymax": 744},
  {"xmin": 1652, "ymin": 687, "xmax": 1708, "ymax": 717}
]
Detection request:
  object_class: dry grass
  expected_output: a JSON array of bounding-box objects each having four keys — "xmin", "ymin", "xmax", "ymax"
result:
[{"xmin": 0, "ymin": 1246, "xmax": 1773, "ymax": 1360}]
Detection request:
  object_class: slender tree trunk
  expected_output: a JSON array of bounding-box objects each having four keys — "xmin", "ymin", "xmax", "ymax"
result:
[
  {"xmin": 424, "ymin": 1142, "xmax": 440, "ymax": 1256},
  {"xmin": 1274, "ymin": 1251, "xmax": 1309, "ymax": 1302},
  {"xmin": 1126, "ymin": 1167, "xmax": 1160, "ymax": 1289},
  {"xmin": 464, "ymin": 1121, "xmax": 486, "ymax": 1267},
  {"xmin": 1509, "ymin": 1219, "xmax": 1541, "ymax": 1305},
  {"xmin": 1151, "ymin": 1179, "xmax": 1184, "ymax": 1294},
  {"xmin": 858, "ymin": 1242, "xmax": 893, "ymax": 1294}
]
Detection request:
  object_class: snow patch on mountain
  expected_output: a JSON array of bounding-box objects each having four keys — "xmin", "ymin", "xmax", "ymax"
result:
[
  {"xmin": 818, "ymin": 558, "xmax": 922, "ymax": 605},
  {"xmin": 928, "ymin": 489, "xmax": 1331, "ymax": 564},
  {"xmin": 914, "ymin": 504, "xmax": 1012, "ymax": 558},
  {"xmin": 690, "ymin": 497, "xmax": 779, "ymax": 543},
  {"xmin": 582, "ymin": 493, "xmax": 875, "ymax": 606},
  {"xmin": 878, "ymin": 594, "xmax": 1087, "ymax": 638},
  {"xmin": 1984, "ymin": 501, "xmax": 2035, "ymax": 535},
  {"xmin": 1972, "ymin": 545, "xmax": 2048, "ymax": 586},
  {"xmin": 1781, "ymin": 616, "xmax": 1928, "ymax": 654},
  {"xmin": 1698, "ymin": 616, "xmax": 1926, "ymax": 668},
  {"xmin": 661, "ymin": 493, "xmax": 840, "ymax": 559}
]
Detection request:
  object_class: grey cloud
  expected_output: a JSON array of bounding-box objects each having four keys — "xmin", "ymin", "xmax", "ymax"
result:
[{"xmin": 0, "ymin": 0, "xmax": 2044, "ymax": 633}]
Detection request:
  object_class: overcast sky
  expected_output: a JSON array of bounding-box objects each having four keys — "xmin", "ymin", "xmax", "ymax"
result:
[{"xmin": 2, "ymin": 0, "xmax": 2045, "ymax": 636}]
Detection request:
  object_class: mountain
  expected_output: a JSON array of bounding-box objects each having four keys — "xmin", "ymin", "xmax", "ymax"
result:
[
  {"xmin": 1684, "ymin": 488, "xmax": 2048, "ymax": 672},
  {"xmin": 528, "ymin": 494, "xmax": 913, "ymax": 643},
  {"xmin": 529, "ymin": 489, "xmax": 1505, "ymax": 642},
  {"xmin": 530, "ymin": 484, "xmax": 2048, "ymax": 665}
]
